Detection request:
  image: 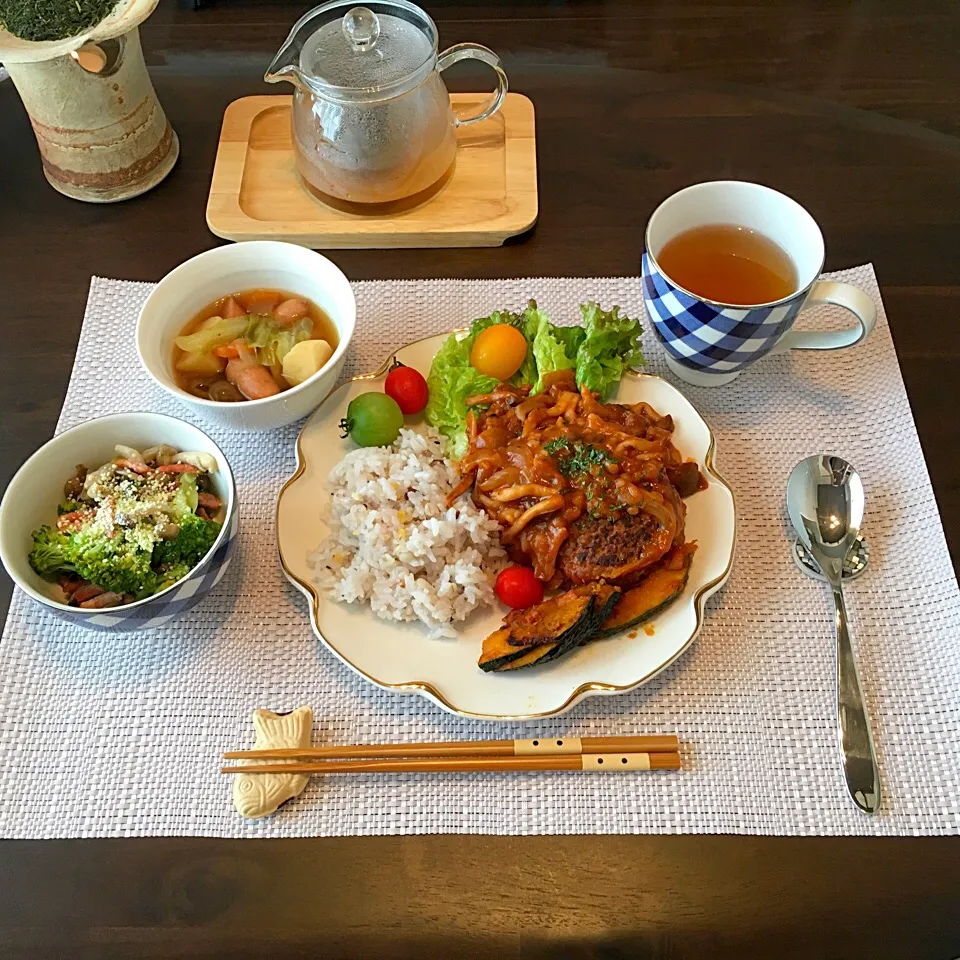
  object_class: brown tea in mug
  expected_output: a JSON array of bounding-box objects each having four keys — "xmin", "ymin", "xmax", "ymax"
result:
[{"xmin": 656, "ymin": 223, "xmax": 798, "ymax": 305}]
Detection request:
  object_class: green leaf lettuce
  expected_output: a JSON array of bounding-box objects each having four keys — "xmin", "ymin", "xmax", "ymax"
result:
[
  {"xmin": 574, "ymin": 302, "xmax": 645, "ymax": 400},
  {"xmin": 425, "ymin": 300, "xmax": 644, "ymax": 454}
]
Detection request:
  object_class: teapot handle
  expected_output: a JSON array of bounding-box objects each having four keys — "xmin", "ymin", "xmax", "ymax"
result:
[{"xmin": 437, "ymin": 43, "xmax": 508, "ymax": 126}]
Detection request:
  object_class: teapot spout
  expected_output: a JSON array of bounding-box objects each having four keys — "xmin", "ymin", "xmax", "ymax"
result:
[
  {"xmin": 265, "ymin": 6, "xmax": 323, "ymax": 92},
  {"xmin": 264, "ymin": 47, "xmax": 305, "ymax": 90}
]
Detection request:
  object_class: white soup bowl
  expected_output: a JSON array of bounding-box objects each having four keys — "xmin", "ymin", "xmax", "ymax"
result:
[{"xmin": 137, "ymin": 241, "xmax": 356, "ymax": 431}]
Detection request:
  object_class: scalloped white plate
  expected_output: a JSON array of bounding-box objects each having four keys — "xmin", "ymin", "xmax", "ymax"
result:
[{"xmin": 277, "ymin": 334, "xmax": 736, "ymax": 721}]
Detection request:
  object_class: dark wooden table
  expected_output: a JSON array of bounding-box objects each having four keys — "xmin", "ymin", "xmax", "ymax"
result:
[{"xmin": 1, "ymin": 1, "xmax": 959, "ymax": 957}]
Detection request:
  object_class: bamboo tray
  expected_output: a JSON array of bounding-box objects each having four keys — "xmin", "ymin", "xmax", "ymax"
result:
[{"xmin": 206, "ymin": 93, "xmax": 537, "ymax": 249}]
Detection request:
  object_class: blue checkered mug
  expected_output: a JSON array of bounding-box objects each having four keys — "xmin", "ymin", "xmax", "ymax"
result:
[{"xmin": 643, "ymin": 180, "xmax": 876, "ymax": 387}]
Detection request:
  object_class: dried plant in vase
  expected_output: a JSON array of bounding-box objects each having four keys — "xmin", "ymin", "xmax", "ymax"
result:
[{"xmin": 0, "ymin": 0, "xmax": 178, "ymax": 201}]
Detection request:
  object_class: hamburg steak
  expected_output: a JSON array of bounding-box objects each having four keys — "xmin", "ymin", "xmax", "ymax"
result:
[{"xmin": 557, "ymin": 511, "xmax": 675, "ymax": 587}]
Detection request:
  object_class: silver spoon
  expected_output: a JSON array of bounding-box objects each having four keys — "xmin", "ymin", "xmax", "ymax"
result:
[
  {"xmin": 786, "ymin": 455, "xmax": 880, "ymax": 814},
  {"xmin": 794, "ymin": 534, "xmax": 869, "ymax": 583}
]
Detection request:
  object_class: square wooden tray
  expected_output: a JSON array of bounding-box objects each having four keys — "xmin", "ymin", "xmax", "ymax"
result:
[{"xmin": 206, "ymin": 93, "xmax": 537, "ymax": 249}]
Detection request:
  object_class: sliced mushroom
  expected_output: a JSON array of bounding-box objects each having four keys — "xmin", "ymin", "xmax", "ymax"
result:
[
  {"xmin": 173, "ymin": 451, "xmax": 219, "ymax": 473},
  {"xmin": 114, "ymin": 444, "xmax": 144, "ymax": 462},
  {"xmin": 82, "ymin": 463, "xmax": 115, "ymax": 496},
  {"xmin": 208, "ymin": 379, "xmax": 245, "ymax": 403},
  {"xmin": 141, "ymin": 444, "xmax": 179, "ymax": 467},
  {"xmin": 63, "ymin": 464, "xmax": 88, "ymax": 500}
]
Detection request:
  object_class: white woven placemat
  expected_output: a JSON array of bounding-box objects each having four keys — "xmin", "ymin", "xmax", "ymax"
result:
[{"xmin": 1, "ymin": 266, "xmax": 958, "ymax": 838}]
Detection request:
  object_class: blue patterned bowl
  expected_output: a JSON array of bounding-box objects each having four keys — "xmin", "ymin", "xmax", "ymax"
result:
[{"xmin": 0, "ymin": 412, "xmax": 238, "ymax": 632}]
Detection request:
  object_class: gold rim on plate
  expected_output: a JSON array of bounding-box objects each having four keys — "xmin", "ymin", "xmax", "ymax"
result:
[{"xmin": 276, "ymin": 332, "xmax": 737, "ymax": 721}]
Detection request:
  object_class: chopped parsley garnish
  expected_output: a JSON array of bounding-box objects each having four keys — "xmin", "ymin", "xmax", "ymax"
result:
[
  {"xmin": 544, "ymin": 437, "xmax": 619, "ymax": 514},
  {"xmin": 545, "ymin": 439, "xmax": 613, "ymax": 478},
  {"xmin": 544, "ymin": 437, "xmax": 569, "ymax": 456}
]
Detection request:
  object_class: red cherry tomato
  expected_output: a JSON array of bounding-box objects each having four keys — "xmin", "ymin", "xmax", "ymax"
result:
[
  {"xmin": 384, "ymin": 363, "xmax": 429, "ymax": 415},
  {"xmin": 495, "ymin": 565, "xmax": 544, "ymax": 609}
]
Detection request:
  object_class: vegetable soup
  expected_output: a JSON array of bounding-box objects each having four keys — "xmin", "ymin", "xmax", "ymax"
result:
[{"xmin": 173, "ymin": 288, "xmax": 339, "ymax": 402}]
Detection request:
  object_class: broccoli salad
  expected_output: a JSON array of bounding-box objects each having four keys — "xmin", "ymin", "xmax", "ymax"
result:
[{"xmin": 29, "ymin": 444, "xmax": 225, "ymax": 609}]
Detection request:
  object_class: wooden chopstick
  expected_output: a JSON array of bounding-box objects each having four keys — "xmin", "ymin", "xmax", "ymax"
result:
[
  {"xmin": 220, "ymin": 752, "xmax": 682, "ymax": 775},
  {"xmin": 223, "ymin": 734, "xmax": 679, "ymax": 762}
]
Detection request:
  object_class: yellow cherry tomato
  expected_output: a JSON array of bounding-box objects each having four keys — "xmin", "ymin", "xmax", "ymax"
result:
[{"xmin": 469, "ymin": 324, "xmax": 528, "ymax": 381}]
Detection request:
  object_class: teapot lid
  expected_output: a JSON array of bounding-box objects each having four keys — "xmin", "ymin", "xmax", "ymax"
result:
[{"xmin": 298, "ymin": 0, "xmax": 437, "ymax": 97}]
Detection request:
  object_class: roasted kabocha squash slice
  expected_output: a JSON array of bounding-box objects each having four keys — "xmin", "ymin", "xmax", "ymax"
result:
[
  {"xmin": 595, "ymin": 543, "xmax": 696, "ymax": 639},
  {"xmin": 494, "ymin": 642, "xmax": 561, "ymax": 671},
  {"xmin": 478, "ymin": 628, "xmax": 531, "ymax": 671},
  {"xmin": 479, "ymin": 582, "xmax": 622, "ymax": 673},
  {"xmin": 478, "ymin": 590, "xmax": 595, "ymax": 674},
  {"xmin": 586, "ymin": 583, "xmax": 623, "ymax": 630},
  {"xmin": 504, "ymin": 585, "xmax": 600, "ymax": 649}
]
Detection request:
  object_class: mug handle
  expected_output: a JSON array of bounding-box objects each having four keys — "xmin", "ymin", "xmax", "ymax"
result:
[
  {"xmin": 437, "ymin": 43, "xmax": 508, "ymax": 126},
  {"xmin": 774, "ymin": 281, "xmax": 876, "ymax": 353}
]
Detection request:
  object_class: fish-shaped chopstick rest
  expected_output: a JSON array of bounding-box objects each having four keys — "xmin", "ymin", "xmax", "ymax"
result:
[{"xmin": 232, "ymin": 706, "xmax": 313, "ymax": 819}]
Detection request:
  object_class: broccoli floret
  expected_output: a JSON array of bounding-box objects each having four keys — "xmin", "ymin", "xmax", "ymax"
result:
[
  {"xmin": 57, "ymin": 499, "xmax": 83, "ymax": 516},
  {"xmin": 157, "ymin": 561, "xmax": 193, "ymax": 590},
  {"xmin": 30, "ymin": 490, "xmax": 220, "ymax": 600},
  {"xmin": 28, "ymin": 526, "xmax": 75, "ymax": 581},
  {"xmin": 69, "ymin": 528, "xmax": 158, "ymax": 598},
  {"xmin": 152, "ymin": 513, "xmax": 221, "ymax": 573}
]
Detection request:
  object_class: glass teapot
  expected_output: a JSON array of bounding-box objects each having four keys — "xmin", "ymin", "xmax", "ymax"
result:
[{"xmin": 265, "ymin": 0, "xmax": 508, "ymax": 205}]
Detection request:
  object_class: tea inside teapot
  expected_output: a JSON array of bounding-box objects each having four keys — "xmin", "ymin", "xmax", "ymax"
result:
[{"xmin": 291, "ymin": 82, "xmax": 457, "ymax": 206}]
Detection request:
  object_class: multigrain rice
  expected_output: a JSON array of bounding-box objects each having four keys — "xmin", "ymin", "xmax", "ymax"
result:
[{"xmin": 308, "ymin": 428, "xmax": 505, "ymax": 638}]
